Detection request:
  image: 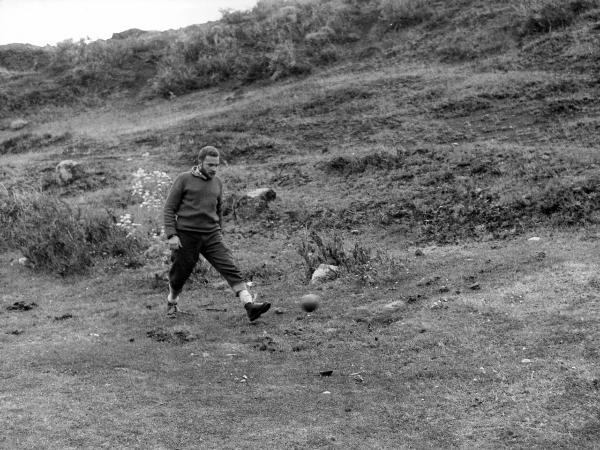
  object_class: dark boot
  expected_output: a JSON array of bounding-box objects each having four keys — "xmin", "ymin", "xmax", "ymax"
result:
[{"xmin": 244, "ymin": 302, "xmax": 271, "ymax": 321}]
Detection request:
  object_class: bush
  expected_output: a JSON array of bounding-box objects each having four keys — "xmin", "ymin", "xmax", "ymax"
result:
[
  {"xmin": 151, "ymin": 57, "xmax": 199, "ymax": 97},
  {"xmin": 0, "ymin": 189, "xmax": 143, "ymax": 275}
]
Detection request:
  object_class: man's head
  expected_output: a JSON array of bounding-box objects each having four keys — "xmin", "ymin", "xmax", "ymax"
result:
[{"xmin": 197, "ymin": 146, "xmax": 220, "ymax": 179}]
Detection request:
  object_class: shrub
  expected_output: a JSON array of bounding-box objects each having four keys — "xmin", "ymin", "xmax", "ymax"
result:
[
  {"xmin": 0, "ymin": 189, "xmax": 142, "ymax": 275},
  {"xmin": 305, "ymin": 27, "xmax": 335, "ymax": 48},
  {"xmin": 268, "ymin": 40, "xmax": 311, "ymax": 80},
  {"xmin": 151, "ymin": 59, "xmax": 199, "ymax": 97}
]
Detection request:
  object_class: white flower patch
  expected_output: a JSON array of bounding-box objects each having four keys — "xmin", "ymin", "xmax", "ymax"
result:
[
  {"xmin": 131, "ymin": 168, "xmax": 172, "ymax": 210},
  {"xmin": 115, "ymin": 169, "xmax": 173, "ymax": 239},
  {"xmin": 116, "ymin": 213, "xmax": 141, "ymax": 237}
]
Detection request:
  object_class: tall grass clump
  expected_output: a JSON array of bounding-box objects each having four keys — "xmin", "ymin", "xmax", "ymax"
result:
[
  {"xmin": 0, "ymin": 189, "xmax": 142, "ymax": 275},
  {"xmin": 297, "ymin": 229, "xmax": 405, "ymax": 285}
]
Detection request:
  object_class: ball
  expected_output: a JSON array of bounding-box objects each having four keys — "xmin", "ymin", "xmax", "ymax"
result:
[{"xmin": 301, "ymin": 294, "xmax": 320, "ymax": 312}]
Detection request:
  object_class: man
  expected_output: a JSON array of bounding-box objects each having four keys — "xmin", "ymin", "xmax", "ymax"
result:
[{"xmin": 163, "ymin": 145, "xmax": 271, "ymax": 321}]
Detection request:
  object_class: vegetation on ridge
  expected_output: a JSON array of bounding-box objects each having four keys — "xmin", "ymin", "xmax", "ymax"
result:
[{"xmin": 2, "ymin": 0, "xmax": 600, "ymax": 115}]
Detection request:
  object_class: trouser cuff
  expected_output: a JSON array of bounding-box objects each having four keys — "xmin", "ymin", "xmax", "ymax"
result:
[{"xmin": 231, "ymin": 282, "xmax": 247, "ymax": 295}]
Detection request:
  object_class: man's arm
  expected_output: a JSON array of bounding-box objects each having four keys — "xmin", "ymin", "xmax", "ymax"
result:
[
  {"xmin": 216, "ymin": 180, "xmax": 223, "ymax": 231},
  {"xmin": 163, "ymin": 175, "xmax": 183, "ymax": 238}
]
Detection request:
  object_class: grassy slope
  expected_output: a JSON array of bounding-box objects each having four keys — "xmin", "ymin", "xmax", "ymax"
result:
[{"xmin": 3, "ymin": 3, "xmax": 600, "ymax": 449}]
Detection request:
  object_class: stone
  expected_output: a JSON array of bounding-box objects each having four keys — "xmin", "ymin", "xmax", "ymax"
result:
[
  {"xmin": 9, "ymin": 119, "xmax": 29, "ymax": 130},
  {"xmin": 17, "ymin": 257, "xmax": 34, "ymax": 268},
  {"xmin": 244, "ymin": 188, "xmax": 276, "ymax": 202},
  {"xmin": 55, "ymin": 160, "xmax": 85, "ymax": 185},
  {"xmin": 310, "ymin": 264, "xmax": 339, "ymax": 285},
  {"xmin": 233, "ymin": 187, "xmax": 277, "ymax": 220}
]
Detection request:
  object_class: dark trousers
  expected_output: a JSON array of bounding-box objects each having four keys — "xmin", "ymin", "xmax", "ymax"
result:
[{"xmin": 169, "ymin": 229, "xmax": 246, "ymax": 295}]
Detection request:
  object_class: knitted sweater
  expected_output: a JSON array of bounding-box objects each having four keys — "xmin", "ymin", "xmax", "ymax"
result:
[{"xmin": 163, "ymin": 169, "xmax": 223, "ymax": 237}]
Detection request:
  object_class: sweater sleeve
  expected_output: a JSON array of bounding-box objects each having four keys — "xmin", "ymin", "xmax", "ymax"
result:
[
  {"xmin": 216, "ymin": 179, "xmax": 223, "ymax": 230},
  {"xmin": 163, "ymin": 175, "xmax": 184, "ymax": 238}
]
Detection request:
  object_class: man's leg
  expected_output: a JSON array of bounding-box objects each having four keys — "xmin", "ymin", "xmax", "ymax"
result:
[
  {"xmin": 201, "ymin": 231, "xmax": 271, "ymax": 321},
  {"xmin": 167, "ymin": 230, "xmax": 201, "ymax": 316}
]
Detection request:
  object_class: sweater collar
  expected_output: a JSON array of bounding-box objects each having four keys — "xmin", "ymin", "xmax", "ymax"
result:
[{"xmin": 191, "ymin": 165, "xmax": 208, "ymax": 180}]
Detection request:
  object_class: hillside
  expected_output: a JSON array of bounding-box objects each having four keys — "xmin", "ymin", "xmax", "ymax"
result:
[
  {"xmin": 2, "ymin": 0, "xmax": 600, "ymax": 447},
  {"xmin": 2, "ymin": 0, "xmax": 600, "ymax": 115}
]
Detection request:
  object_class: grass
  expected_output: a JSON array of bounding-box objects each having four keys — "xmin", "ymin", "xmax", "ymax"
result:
[{"xmin": 2, "ymin": 230, "xmax": 600, "ymax": 447}]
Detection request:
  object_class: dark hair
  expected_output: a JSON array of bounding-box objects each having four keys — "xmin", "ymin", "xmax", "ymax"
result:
[{"xmin": 198, "ymin": 146, "xmax": 220, "ymax": 162}]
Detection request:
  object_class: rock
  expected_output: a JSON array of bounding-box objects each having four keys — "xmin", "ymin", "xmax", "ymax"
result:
[
  {"xmin": 469, "ymin": 283, "xmax": 481, "ymax": 291},
  {"xmin": 245, "ymin": 188, "xmax": 276, "ymax": 202},
  {"xmin": 383, "ymin": 300, "xmax": 405, "ymax": 311},
  {"xmin": 17, "ymin": 256, "xmax": 34, "ymax": 268},
  {"xmin": 9, "ymin": 119, "xmax": 29, "ymax": 130},
  {"xmin": 351, "ymin": 373, "xmax": 364, "ymax": 383},
  {"xmin": 234, "ymin": 187, "xmax": 277, "ymax": 219},
  {"xmin": 55, "ymin": 160, "xmax": 85, "ymax": 185},
  {"xmin": 415, "ymin": 249, "xmax": 424, "ymax": 256},
  {"xmin": 310, "ymin": 264, "xmax": 339, "ymax": 285}
]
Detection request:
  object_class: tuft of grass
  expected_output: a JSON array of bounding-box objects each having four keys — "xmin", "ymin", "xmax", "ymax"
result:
[
  {"xmin": 323, "ymin": 151, "xmax": 399, "ymax": 175},
  {"xmin": 379, "ymin": 0, "xmax": 434, "ymax": 30},
  {"xmin": 0, "ymin": 132, "xmax": 72, "ymax": 155},
  {"xmin": 296, "ymin": 229, "xmax": 404, "ymax": 285},
  {"xmin": 518, "ymin": 0, "xmax": 600, "ymax": 36}
]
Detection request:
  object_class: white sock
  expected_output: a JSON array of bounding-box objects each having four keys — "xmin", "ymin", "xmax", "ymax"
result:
[
  {"xmin": 238, "ymin": 289, "xmax": 253, "ymax": 305},
  {"xmin": 168, "ymin": 286, "xmax": 179, "ymax": 303}
]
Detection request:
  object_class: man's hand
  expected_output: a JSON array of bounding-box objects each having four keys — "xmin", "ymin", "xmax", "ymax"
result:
[{"xmin": 167, "ymin": 235, "xmax": 182, "ymax": 250}]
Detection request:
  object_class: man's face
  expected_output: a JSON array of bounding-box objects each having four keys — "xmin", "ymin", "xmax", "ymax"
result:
[{"xmin": 201, "ymin": 155, "xmax": 220, "ymax": 179}]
